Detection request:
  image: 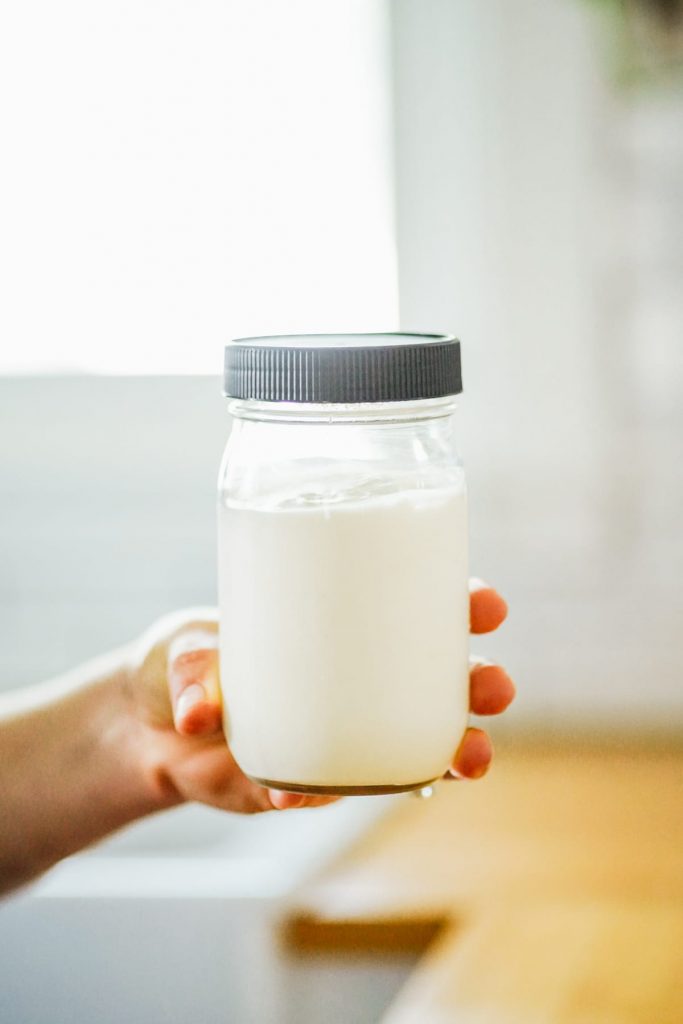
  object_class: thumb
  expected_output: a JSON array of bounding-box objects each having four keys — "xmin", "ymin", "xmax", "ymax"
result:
[{"xmin": 167, "ymin": 627, "xmax": 222, "ymax": 736}]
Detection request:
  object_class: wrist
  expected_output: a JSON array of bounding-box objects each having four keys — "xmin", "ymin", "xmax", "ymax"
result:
[{"xmin": 0, "ymin": 648, "xmax": 181, "ymax": 893}]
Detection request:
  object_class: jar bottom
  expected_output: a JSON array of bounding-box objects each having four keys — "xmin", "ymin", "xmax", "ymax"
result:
[{"xmin": 247, "ymin": 775, "xmax": 439, "ymax": 796}]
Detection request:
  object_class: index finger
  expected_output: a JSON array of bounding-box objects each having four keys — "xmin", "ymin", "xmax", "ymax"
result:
[{"xmin": 470, "ymin": 579, "xmax": 508, "ymax": 634}]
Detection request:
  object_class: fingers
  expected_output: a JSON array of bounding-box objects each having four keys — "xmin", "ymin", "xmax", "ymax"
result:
[
  {"xmin": 469, "ymin": 660, "xmax": 516, "ymax": 716},
  {"xmin": 168, "ymin": 628, "xmax": 223, "ymax": 737},
  {"xmin": 446, "ymin": 726, "xmax": 493, "ymax": 780},
  {"xmin": 465, "ymin": 581, "xmax": 512, "ymax": 783},
  {"xmin": 470, "ymin": 579, "xmax": 508, "ymax": 634},
  {"xmin": 444, "ymin": 656, "xmax": 514, "ymax": 784}
]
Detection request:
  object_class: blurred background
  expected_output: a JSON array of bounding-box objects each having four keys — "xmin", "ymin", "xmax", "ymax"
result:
[{"xmin": 1, "ymin": 1, "xmax": 681, "ymax": 1022}]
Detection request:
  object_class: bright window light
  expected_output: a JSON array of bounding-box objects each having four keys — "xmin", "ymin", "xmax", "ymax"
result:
[{"xmin": 0, "ymin": 1, "xmax": 398, "ymax": 374}]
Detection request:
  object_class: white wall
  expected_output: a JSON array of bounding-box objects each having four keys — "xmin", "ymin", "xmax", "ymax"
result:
[
  {"xmin": 0, "ymin": 377, "xmax": 225, "ymax": 690},
  {"xmin": 390, "ymin": 0, "xmax": 683, "ymax": 732}
]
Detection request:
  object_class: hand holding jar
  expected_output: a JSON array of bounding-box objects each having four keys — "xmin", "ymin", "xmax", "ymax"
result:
[
  {"xmin": 135, "ymin": 334, "xmax": 515, "ymax": 811},
  {"xmin": 133, "ymin": 579, "xmax": 513, "ymax": 812},
  {"xmin": 0, "ymin": 581, "xmax": 514, "ymax": 896}
]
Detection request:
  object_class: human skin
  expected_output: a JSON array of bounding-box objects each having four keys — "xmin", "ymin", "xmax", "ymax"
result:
[{"xmin": 0, "ymin": 581, "xmax": 514, "ymax": 896}]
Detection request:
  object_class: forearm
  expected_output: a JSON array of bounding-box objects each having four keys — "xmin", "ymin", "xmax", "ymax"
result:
[{"xmin": 0, "ymin": 651, "xmax": 177, "ymax": 896}]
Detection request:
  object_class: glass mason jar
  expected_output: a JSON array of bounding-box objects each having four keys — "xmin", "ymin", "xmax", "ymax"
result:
[{"xmin": 217, "ymin": 333, "xmax": 469, "ymax": 795}]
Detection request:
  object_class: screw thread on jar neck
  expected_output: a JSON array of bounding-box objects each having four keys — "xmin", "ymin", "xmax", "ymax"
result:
[{"xmin": 228, "ymin": 397, "xmax": 458, "ymax": 425}]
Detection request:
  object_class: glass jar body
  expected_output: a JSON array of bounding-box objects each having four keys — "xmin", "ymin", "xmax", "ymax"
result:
[{"xmin": 217, "ymin": 399, "xmax": 469, "ymax": 794}]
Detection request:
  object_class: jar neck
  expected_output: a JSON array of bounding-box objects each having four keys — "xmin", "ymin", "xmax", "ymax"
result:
[{"xmin": 227, "ymin": 396, "xmax": 458, "ymax": 425}]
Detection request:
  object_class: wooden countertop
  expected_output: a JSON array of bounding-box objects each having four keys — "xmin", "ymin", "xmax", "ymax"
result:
[{"xmin": 286, "ymin": 742, "xmax": 683, "ymax": 1022}]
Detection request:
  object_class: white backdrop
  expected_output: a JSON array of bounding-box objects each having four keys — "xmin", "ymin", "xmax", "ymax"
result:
[{"xmin": 0, "ymin": 0, "xmax": 397, "ymax": 373}]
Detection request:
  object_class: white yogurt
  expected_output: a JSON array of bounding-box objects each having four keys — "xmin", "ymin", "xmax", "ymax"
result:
[{"xmin": 218, "ymin": 473, "xmax": 469, "ymax": 791}]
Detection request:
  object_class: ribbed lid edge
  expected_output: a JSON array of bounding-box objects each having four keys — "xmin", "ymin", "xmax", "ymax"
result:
[{"xmin": 224, "ymin": 334, "xmax": 462, "ymax": 403}]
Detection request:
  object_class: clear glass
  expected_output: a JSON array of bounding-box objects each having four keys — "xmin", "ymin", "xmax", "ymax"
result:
[{"xmin": 217, "ymin": 398, "xmax": 469, "ymax": 795}]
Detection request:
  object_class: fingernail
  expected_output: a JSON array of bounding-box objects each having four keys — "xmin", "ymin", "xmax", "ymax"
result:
[
  {"xmin": 268, "ymin": 790, "xmax": 286, "ymax": 809},
  {"xmin": 469, "ymin": 578, "xmax": 491, "ymax": 592},
  {"xmin": 448, "ymin": 763, "xmax": 489, "ymax": 781},
  {"xmin": 175, "ymin": 683, "xmax": 206, "ymax": 722},
  {"xmin": 469, "ymin": 656, "xmax": 495, "ymax": 671},
  {"xmin": 269, "ymin": 790, "xmax": 305, "ymax": 810},
  {"xmin": 280, "ymin": 794, "xmax": 305, "ymax": 809}
]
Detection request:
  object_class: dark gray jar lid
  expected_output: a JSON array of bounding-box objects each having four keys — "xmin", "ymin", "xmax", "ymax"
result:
[{"xmin": 224, "ymin": 332, "xmax": 462, "ymax": 404}]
